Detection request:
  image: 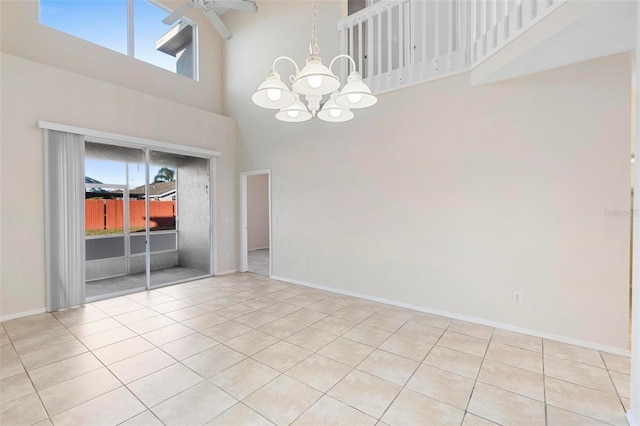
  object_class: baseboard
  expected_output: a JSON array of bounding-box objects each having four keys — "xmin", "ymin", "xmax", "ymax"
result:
[
  {"xmin": 627, "ymin": 410, "xmax": 638, "ymax": 426},
  {"xmin": 271, "ymin": 275, "xmax": 631, "ymax": 357},
  {"xmin": 215, "ymin": 269, "xmax": 238, "ymax": 276},
  {"xmin": 0, "ymin": 308, "xmax": 47, "ymax": 322}
]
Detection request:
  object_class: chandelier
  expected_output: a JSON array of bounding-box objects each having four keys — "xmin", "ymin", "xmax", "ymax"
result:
[{"xmin": 251, "ymin": 0, "xmax": 377, "ymax": 122}]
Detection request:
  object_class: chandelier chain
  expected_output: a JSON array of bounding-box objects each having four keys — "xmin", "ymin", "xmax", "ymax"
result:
[{"xmin": 310, "ymin": 0, "xmax": 319, "ymax": 55}]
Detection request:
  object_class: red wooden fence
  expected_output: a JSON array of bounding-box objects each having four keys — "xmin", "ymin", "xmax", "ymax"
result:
[{"xmin": 85, "ymin": 200, "xmax": 176, "ymax": 231}]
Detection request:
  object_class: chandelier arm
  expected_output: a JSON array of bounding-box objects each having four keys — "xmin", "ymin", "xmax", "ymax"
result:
[
  {"xmin": 328, "ymin": 54, "xmax": 358, "ymax": 74},
  {"xmin": 271, "ymin": 56, "xmax": 300, "ymax": 82}
]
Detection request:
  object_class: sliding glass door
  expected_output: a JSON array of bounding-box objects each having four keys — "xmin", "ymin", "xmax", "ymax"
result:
[{"xmin": 84, "ymin": 141, "xmax": 212, "ymax": 301}]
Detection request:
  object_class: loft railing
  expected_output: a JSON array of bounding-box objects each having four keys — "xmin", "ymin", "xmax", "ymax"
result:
[{"xmin": 338, "ymin": 0, "xmax": 566, "ymax": 94}]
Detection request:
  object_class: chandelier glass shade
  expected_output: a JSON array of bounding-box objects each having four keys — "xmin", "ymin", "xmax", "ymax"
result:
[{"xmin": 251, "ymin": 0, "xmax": 377, "ymax": 123}]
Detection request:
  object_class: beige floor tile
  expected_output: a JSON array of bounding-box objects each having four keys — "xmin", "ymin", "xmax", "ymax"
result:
[
  {"xmin": 283, "ymin": 308, "xmax": 327, "ymax": 326},
  {"xmin": 0, "ymin": 373, "xmax": 35, "ymax": 404},
  {"xmin": 39, "ymin": 367, "xmax": 121, "ymax": 416},
  {"xmin": 134, "ymin": 295, "xmax": 178, "ymax": 308},
  {"xmin": 305, "ymin": 300, "xmax": 346, "ymax": 316},
  {"xmin": 484, "ymin": 341, "xmax": 542, "ymax": 374},
  {"xmin": 328, "ymin": 370, "xmax": 401, "ymax": 418},
  {"xmin": 343, "ymin": 324, "xmax": 393, "ymax": 347},
  {"xmin": 198, "ymin": 298, "xmax": 237, "ymax": 312},
  {"xmin": 545, "ymin": 377, "xmax": 627, "ymax": 426},
  {"xmin": 285, "ymin": 327, "xmax": 337, "ymax": 352},
  {"xmin": 286, "ymin": 354, "xmax": 352, "ymax": 392},
  {"xmin": 423, "ymin": 346, "xmax": 483, "ymax": 379},
  {"xmin": 160, "ymin": 333, "xmax": 217, "ymax": 360},
  {"xmin": 258, "ymin": 318, "xmax": 307, "ymax": 339},
  {"xmin": 448, "ymin": 320, "xmax": 494, "ymax": 340},
  {"xmin": 491, "ymin": 329, "xmax": 542, "ymax": 353},
  {"xmin": 92, "ymin": 336, "xmax": 155, "ymax": 365},
  {"xmin": 318, "ymin": 337, "xmax": 374, "ymax": 367},
  {"xmin": 601, "ymin": 352, "xmax": 631, "ymax": 374},
  {"xmin": 244, "ymin": 375, "xmax": 321, "ymax": 426},
  {"xmin": 142, "ymin": 323, "xmax": 196, "ymax": 346},
  {"xmin": 237, "ymin": 297, "xmax": 279, "ymax": 310},
  {"xmin": 202, "ymin": 321, "xmax": 252, "ymax": 342},
  {"xmin": 262, "ymin": 302, "xmax": 304, "ymax": 317},
  {"xmin": 51, "ymin": 387, "xmax": 146, "ymax": 426},
  {"xmin": 609, "ymin": 370, "xmax": 630, "ymax": 398},
  {"xmin": 252, "ymin": 341, "xmax": 311, "ymax": 372},
  {"xmin": 544, "ymin": 355, "xmax": 616, "ymax": 394},
  {"xmin": 152, "ymin": 381, "xmax": 237, "ymax": 425},
  {"xmin": 378, "ymin": 333, "xmax": 432, "ymax": 362},
  {"xmin": 543, "ymin": 340, "xmax": 605, "ymax": 368},
  {"xmin": 0, "ymin": 349, "xmax": 25, "ymax": 380},
  {"xmin": 28, "ymin": 352, "xmax": 102, "ymax": 390},
  {"xmin": 182, "ymin": 345, "xmax": 246, "ymax": 378},
  {"xmin": 112, "ymin": 308, "xmax": 160, "ymax": 325},
  {"xmin": 67, "ymin": 317, "xmax": 122, "ymax": 338},
  {"xmin": 394, "ymin": 320, "xmax": 444, "ymax": 343},
  {"xmin": 462, "ymin": 413, "xmax": 499, "ymax": 425},
  {"xmin": 99, "ymin": 302, "xmax": 145, "ymax": 317},
  {"xmin": 332, "ymin": 307, "xmax": 376, "ymax": 323},
  {"xmin": 467, "ymin": 382, "xmax": 545, "ymax": 426},
  {"xmin": 215, "ymin": 303, "xmax": 258, "ymax": 319},
  {"xmin": 127, "ymin": 315, "xmax": 177, "ymax": 335},
  {"xmin": 33, "ymin": 419, "xmax": 53, "ymax": 426},
  {"xmin": 235, "ymin": 311, "xmax": 280, "ymax": 328},
  {"xmin": 293, "ymin": 395, "xmax": 376, "ymax": 426},
  {"xmin": 406, "ymin": 364, "xmax": 474, "ymax": 409},
  {"xmin": 477, "ymin": 359, "xmax": 544, "ymax": 401},
  {"xmin": 206, "ymin": 403, "xmax": 273, "ymax": 426},
  {"xmin": 165, "ymin": 306, "xmax": 208, "ymax": 322},
  {"xmin": 621, "ymin": 397, "xmax": 630, "ymax": 411},
  {"xmin": 54, "ymin": 309, "xmax": 109, "ymax": 328},
  {"xmin": 128, "ymin": 363, "xmax": 203, "ymax": 407},
  {"xmin": 361, "ymin": 313, "xmax": 407, "ymax": 332},
  {"xmin": 92, "ymin": 296, "xmax": 135, "ymax": 310},
  {"xmin": 437, "ymin": 330, "xmax": 489, "ymax": 357},
  {"xmin": 357, "ymin": 349, "xmax": 419, "ymax": 386},
  {"xmin": 151, "ymin": 300, "xmax": 192, "ymax": 314},
  {"xmin": 381, "ymin": 388, "xmax": 465, "ymax": 426},
  {"xmin": 13, "ymin": 328, "xmax": 77, "ymax": 355},
  {"xmin": 211, "ymin": 358, "xmax": 280, "ymax": 399},
  {"xmin": 411, "ymin": 312, "xmax": 452, "ymax": 329},
  {"xmin": 4, "ymin": 313, "xmax": 57, "ymax": 332},
  {"xmin": 546, "ymin": 405, "xmax": 611, "ymax": 426},
  {"xmin": 19, "ymin": 340, "xmax": 87, "ymax": 371},
  {"xmin": 280, "ymin": 294, "xmax": 323, "ymax": 308},
  {"xmin": 0, "ymin": 392, "xmax": 48, "ymax": 426},
  {"xmin": 119, "ymin": 410, "xmax": 165, "ymax": 426},
  {"xmin": 78, "ymin": 326, "xmax": 137, "ymax": 350},
  {"xmin": 226, "ymin": 330, "xmax": 279, "ymax": 356},
  {"xmin": 181, "ymin": 312, "xmax": 228, "ymax": 331},
  {"xmin": 108, "ymin": 348, "xmax": 176, "ymax": 383},
  {"xmin": 311, "ymin": 316, "xmax": 357, "ymax": 336}
]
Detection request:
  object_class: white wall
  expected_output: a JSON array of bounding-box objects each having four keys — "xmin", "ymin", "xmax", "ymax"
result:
[
  {"xmin": 223, "ymin": 1, "xmax": 632, "ymax": 349},
  {"xmin": 0, "ymin": 1, "xmax": 237, "ymax": 318},
  {"xmin": 247, "ymin": 174, "xmax": 270, "ymax": 250}
]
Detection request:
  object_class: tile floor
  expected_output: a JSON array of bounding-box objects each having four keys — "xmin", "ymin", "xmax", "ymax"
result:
[{"xmin": 0, "ymin": 273, "xmax": 631, "ymax": 426}]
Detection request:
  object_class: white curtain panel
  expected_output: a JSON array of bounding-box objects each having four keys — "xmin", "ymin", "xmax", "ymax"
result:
[{"xmin": 44, "ymin": 130, "xmax": 86, "ymax": 311}]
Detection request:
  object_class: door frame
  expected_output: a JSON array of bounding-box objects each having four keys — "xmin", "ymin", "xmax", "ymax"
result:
[{"xmin": 240, "ymin": 169, "xmax": 272, "ymax": 276}]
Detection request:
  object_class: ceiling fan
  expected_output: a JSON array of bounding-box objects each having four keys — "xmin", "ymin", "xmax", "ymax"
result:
[{"xmin": 162, "ymin": 0, "xmax": 257, "ymax": 40}]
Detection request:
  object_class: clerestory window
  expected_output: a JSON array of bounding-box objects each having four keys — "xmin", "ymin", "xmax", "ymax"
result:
[{"xmin": 39, "ymin": 0, "xmax": 198, "ymax": 80}]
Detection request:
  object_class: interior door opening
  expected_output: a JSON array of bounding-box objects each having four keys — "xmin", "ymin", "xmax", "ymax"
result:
[{"xmin": 241, "ymin": 170, "xmax": 271, "ymax": 277}]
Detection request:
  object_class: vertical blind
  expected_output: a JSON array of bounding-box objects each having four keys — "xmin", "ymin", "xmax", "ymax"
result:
[{"xmin": 44, "ymin": 129, "xmax": 86, "ymax": 311}]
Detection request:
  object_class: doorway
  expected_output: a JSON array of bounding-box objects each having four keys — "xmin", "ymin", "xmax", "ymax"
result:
[
  {"xmin": 241, "ymin": 170, "xmax": 271, "ymax": 277},
  {"xmin": 84, "ymin": 141, "xmax": 214, "ymax": 301}
]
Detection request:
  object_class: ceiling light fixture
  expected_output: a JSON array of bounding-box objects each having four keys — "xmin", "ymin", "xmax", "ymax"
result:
[{"xmin": 251, "ymin": 0, "xmax": 377, "ymax": 123}]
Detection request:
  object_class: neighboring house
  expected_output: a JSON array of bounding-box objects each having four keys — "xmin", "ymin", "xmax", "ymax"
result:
[{"xmin": 129, "ymin": 181, "xmax": 176, "ymax": 201}]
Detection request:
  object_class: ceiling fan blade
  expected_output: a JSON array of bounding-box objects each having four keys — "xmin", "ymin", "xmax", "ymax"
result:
[
  {"xmin": 214, "ymin": 1, "xmax": 257, "ymax": 13},
  {"xmin": 162, "ymin": 2, "xmax": 193, "ymax": 25},
  {"xmin": 203, "ymin": 8, "xmax": 233, "ymax": 40}
]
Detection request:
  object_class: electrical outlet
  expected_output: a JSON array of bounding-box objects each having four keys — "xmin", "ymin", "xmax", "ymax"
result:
[{"xmin": 512, "ymin": 292, "xmax": 522, "ymax": 303}]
